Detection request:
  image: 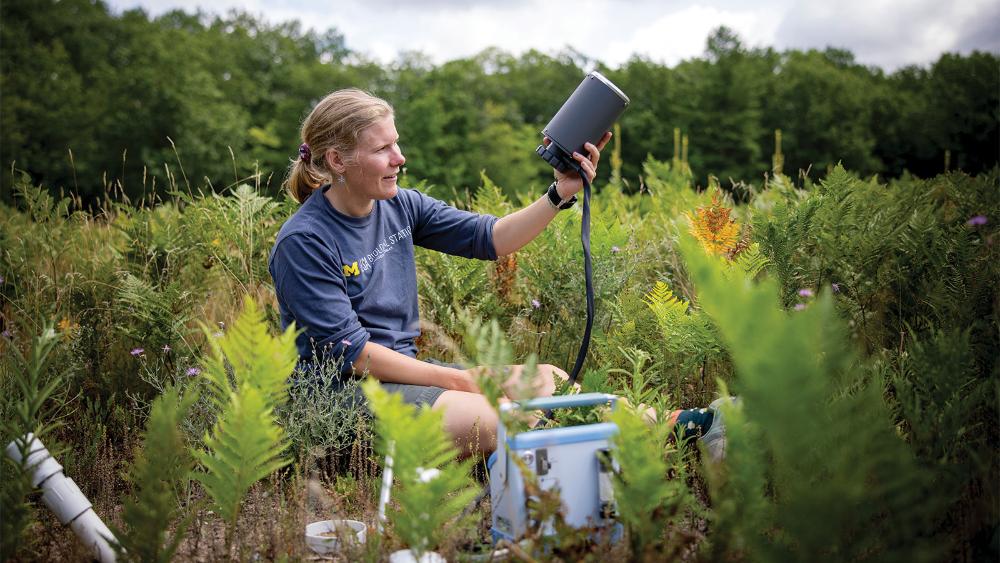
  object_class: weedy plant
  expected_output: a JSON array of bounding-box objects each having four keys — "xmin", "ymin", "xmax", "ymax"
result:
[
  {"xmin": 362, "ymin": 378, "xmax": 478, "ymax": 557},
  {"xmin": 112, "ymin": 385, "xmax": 198, "ymax": 562},
  {"xmin": 609, "ymin": 405, "xmax": 699, "ymax": 561},
  {"xmin": 0, "ymin": 324, "xmax": 65, "ymax": 560}
]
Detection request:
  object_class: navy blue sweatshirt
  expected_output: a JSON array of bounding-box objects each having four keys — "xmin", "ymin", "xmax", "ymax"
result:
[{"xmin": 268, "ymin": 185, "xmax": 498, "ymax": 373}]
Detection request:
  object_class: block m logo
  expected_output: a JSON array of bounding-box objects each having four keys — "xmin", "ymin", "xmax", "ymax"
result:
[{"xmin": 342, "ymin": 261, "xmax": 360, "ymax": 277}]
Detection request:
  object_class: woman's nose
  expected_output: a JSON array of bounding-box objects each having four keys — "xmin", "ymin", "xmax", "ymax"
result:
[{"xmin": 391, "ymin": 146, "xmax": 405, "ymax": 167}]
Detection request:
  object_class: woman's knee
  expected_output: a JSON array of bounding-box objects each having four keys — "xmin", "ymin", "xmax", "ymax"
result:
[
  {"xmin": 537, "ymin": 364, "xmax": 568, "ymax": 396},
  {"xmin": 433, "ymin": 391, "xmax": 499, "ymax": 455}
]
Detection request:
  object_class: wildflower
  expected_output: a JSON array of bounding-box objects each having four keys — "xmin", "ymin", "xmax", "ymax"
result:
[
  {"xmin": 213, "ymin": 332, "xmax": 224, "ymax": 338},
  {"xmin": 186, "ymin": 367, "xmax": 202, "ymax": 376},
  {"xmin": 611, "ymin": 245, "xmax": 621, "ymax": 254},
  {"xmin": 57, "ymin": 317, "xmax": 78, "ymax": 332},
  {"xmin": 798, "ymin": 288, "xmax": 814, "ymax": 298},
  {"xmin": 130, "ymin": 347, "xmax": 145, "ymax": 356},
  {"xmin": 831, "ymin": 283, "xmax": 841, "ymax": 293},
  {"xmin": 793, "ymin": 303, "xmax": 806, "ymax": 311},
  {"xmin": 967, "ymin": 215, "xmax": 988, "ymax": 226},
  {"xmin": 531, "ymin": 299, "xmax": 541, "ymax": 309},
  {"xmin": 2, "ymin": 329, "xmax": 11, "ymax": 339},
  {"xmin": 162, "ymin": 344, "xmax": 171, "ymax": 353},
  {"xmin": 0, "ymin": 276, "xmax": 4, "ymax": 284}
]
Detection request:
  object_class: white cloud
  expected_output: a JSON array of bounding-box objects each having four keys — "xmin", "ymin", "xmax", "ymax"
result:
[
  {"xmin": 604, "ymin": 5, "xmax": 781, "ymax": 66},
  {"xmin": 105, "ymin": 0, "xmax": 998, "ymax": 70},
  {"xmin": 775, "ymin": 0, "xmax": 1000, "ymax": 68}
]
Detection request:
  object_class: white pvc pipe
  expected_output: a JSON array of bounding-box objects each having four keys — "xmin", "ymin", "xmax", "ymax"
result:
[
  {"xmin": 376, "ymin": 440, "xmax": 395, "ymax": 534},
  {"xmin": 5, "ymin": 434, "xmax": 117, "ymax": 562}
]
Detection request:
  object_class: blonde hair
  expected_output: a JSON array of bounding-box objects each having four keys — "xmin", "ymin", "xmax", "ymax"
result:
[{"xmin": 285, "ymin": 88, "xmax": 394, "ymax": 203}]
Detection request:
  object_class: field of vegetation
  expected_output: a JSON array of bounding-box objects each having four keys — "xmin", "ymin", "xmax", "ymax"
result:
[
  {"xmin": 2, "ymin": 151, "xmax": 997, "ymax": 560},
  {"xmin": 2, "ymin": 1, "xmax": 999, "ymax": 561}
]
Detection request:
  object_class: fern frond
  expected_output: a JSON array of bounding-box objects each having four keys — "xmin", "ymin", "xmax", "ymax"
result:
[
  {"xmin": 678, "ymin": 232, "xmax": 940, "ymax": 562},
  {"xmin": 195, "ymin": 385, "xmax": 290, "ymax": 527},
  {"xmin": 729, "ymin": 242, "xmax": 771, "ymax": 281},
  {"xmin": 200, "ymin": 297, "xmax": 297, "ymax": 408},
  {"xmin": 193, "ymin": 297, "xmax": 295, "ymax": 531},
  {"xmin": 644, "ymin": 281, "xmax": 689, "ymax": 322},
  {"xmin": 685, "ymin": 190, "xmax": 741, "ymax": 256}
]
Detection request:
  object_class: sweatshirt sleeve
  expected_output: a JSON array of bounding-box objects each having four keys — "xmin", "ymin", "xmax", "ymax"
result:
[
  {"xmin": 269, "ymin": 233, "xmax": 370, "ymax": 374},
  {"xmin": 406, "ymin": 189, "xmax": 499, "ymax": 260}
]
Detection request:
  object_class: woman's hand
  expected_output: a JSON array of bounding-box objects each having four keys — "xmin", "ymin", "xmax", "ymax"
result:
[{"xmin": 544, "ymin": 130, "xmax": 613, "ymax": 200}]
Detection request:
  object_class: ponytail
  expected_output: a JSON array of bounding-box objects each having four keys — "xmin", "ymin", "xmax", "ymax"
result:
[{"xmin": 285, "ymin": 156, "xmax": 327, "ymax": 204}]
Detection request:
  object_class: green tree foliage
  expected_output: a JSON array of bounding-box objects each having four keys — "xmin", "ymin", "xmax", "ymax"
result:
[
  {"xmin": 3, "ymin": 2, "xmax": 996, "ymax": 203},
  {"xmin": 761, "ymin": 49, "xmax": 882, "ymax": 177}
]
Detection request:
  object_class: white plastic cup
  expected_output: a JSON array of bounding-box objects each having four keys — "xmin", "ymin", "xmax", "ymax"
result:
[
  {"xmin": 388, "ymin": 549, "xmax": 447, "ymax": 563},
  {"xmin": 304, "ymin": 519, "xmax": 366, "ymax": 555}
]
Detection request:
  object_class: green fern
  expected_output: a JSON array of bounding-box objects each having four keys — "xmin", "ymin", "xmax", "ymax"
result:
[
  {"xmin": 115, "ymin": 273, "xmax": 194, "ymax": 352},
  {"xmin": 193, "ymin": 297, "xmax": 295, "ymax": 535},
  {"xmin": 679, "ymin": 233, "xmax": 940, "ymax": 562},
  {"xmin": 642, "ymin": 280, "xmax": 723, "ymax": 387},
  {"xmin": 730, "ymin": 242, "xmax": 771, "ymax": 280},
  {"xmin": 471, "ymin": 172, "xmax": 515, "ymax": 217},
  {"xmin": 363, "ymin": 379, "xmax": 477, "ymax": 555},
  {"xmin": 199, "ymin": 298, "xmax": 297, "ymax": 410},
  {"xmin": 195, "ymin": 386, "xmax": 289, "ymax": 529},
  {"xmin": 610, "ymin": 406, "xmax": 696, "ymax": 560},
  {"xmin": 187, "ymin": 183, "xmax": 287, "ymax": 291},
  {"xmin": 112, "ymin": 385, "xmax": 197, "ymax": 562}
]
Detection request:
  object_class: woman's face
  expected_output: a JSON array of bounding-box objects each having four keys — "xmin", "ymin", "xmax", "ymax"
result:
[{"xmin": 342, "ymin": 116, "xmax": 405, "ymax": 201}]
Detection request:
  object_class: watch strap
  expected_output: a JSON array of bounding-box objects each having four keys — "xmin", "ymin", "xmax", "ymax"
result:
[{"xmin": 546, "ymin": 182, "xmax": 577, "ymax": 210}]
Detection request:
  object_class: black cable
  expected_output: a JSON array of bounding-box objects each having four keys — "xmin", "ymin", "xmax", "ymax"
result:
[
  {"xmin": 541, "ymin": 160, "xmax": 594, "ymax": 422},
  {"xmin": 567, "ymin": 160, "xmax": 594, "ymax": 387}
]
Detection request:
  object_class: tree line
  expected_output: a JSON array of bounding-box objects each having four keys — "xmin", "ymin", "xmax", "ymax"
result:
[{"xmin": 1, "ymin": 0, "xmax": 997, "ymax": 204}]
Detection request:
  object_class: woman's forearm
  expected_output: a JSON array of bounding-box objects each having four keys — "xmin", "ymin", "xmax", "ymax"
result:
[
  {"xmin": 352, "ymin": 341, "xmax": 478, "ymax": 392},
  {"xmin": 492, "ymin": 194, "xmax": 559, "ymax": 256}
]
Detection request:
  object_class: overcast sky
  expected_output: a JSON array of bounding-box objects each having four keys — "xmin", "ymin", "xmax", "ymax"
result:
[{"xmin": 105, "ymin": 0, "xmax": 1000, "ymax": 70}]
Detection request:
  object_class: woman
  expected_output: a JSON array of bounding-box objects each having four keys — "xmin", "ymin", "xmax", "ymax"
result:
[{"xmin": 269, "ymin": 88, "xmax": 611, "ymax": 457}]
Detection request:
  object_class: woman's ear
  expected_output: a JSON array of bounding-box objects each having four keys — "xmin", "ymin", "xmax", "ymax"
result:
[{"xmin": 325, "ymin": 149, "xmax": 347, "ymax": 175}]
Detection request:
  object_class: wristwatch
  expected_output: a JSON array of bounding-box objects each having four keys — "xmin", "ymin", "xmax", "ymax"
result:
[{"xmin": 545, "ymin": 181, "xmax": 577, "ymax": 210}]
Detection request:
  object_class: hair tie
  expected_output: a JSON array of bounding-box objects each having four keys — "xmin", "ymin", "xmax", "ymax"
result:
[{"xmin": 298, "ymin": 143, "xmax": 312, "ymax": 162}]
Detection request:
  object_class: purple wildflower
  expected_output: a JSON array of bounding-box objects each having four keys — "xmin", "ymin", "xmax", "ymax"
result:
[
  {"xmin": 186, "ymin": 367, "xmax": 201, "ymax": 376},
  {"xmin": 967, "ymin": 215, "xmax": 988, "ymax": 226},
  {"xmin": 611, "ymin": 246, "xmax": 621, "ymax": 254},
  {"xmin": 531, "ymin": 299, "xmax": 541, "ymax": 309},
  {"xmin": 793, "ymin": 303, "xmax": 807, "ymax": 311},
  {"xmin": 831, "ymin": 283, "xmax": 841, "ymax": 293},
  {"xmin": 798, "ymin": 288, "xmax": 813, "ymax": 298},
  {"xmin": 2, "ymin": 329, "xmax": 11, "ymax": 339},
  {"xmin": 130, "ymin": 347, "xmax": 144, "ymax": 356}
]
